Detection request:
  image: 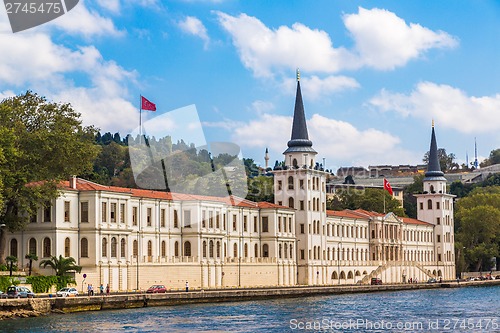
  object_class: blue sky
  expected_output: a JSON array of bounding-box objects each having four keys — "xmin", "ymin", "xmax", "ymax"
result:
[{"xmin": 0, "ymin": 0, "xmax": 499, "ymax": 172}]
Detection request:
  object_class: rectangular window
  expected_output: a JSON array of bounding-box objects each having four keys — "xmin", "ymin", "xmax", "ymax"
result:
[
  {"xmin": 120, "ymin": 203, "xmax": 125, "ymax": 223},
  {"xmin": 174, "ymin": 210, "xmax": 178, "ymax": 228},
  {"xmin": 43, "ymin": 203, "xmax": 51, "ymax": 222},
  {"xmin": 147, "ymin": 208, "xmax": 152, "ymax": 227},
  {"xmin": 223, "ymin": 214, "xmax": 226, "ymax": 230},
  {"xmin": 202, "ymin": 210, "xmax": 206, "ymax": 228},
  {"xmin": 132, "ymin": 207, "xmax": 138, "ymax": 226},
  {"xmin": 262, "ymin": 216, "xmax": 269, "ymax": 232},
  {"xmin": 161, "ymin": 209, "xmax": 166, "ymax": 228},
  {"xmin": 216, "ymin": 214, "xmax": 220, "ymax": 229},
  {"xmin": 419, "ymin": 202, "xmax": 423, "ymax": 210},
  {"xmin": 81, "ymin": 202, "xmax": 89, "ymax": 223},
  {"xmin": 110, "ymin": 203, "xmax": 116, "ymax": 223},
  {"xmin": 437, "ymin": 235, "xmax": 441, "ymax": 242},
  {"xmin": 278, "ymin": 217, "xmax": 281, "ymax": 232},
  {"xmin": 233, "ymin": 215, "xmax": 237, "ymax": 231},
  {"xmin": 253, "ymin": 216, "xmax": 257, "ymax": 232},
  {"xmin": 184, "ymin": 210, "xmax": 191, "ymax": 228},
  {"xmin": 30, "ymin": 211, "xmax": 37, "ymax": 223},
  {"xmin": 300, "ymin": 224, "xmax": 305, "ymax": 234},
  {"xmin": 300, "ymin": 249, "xmax": 305, "ymax": 260},
  {"xmin": 209, "ymin": 211, "xmax": 214, "ymax": 228},
  {"xmin": 278, "ymin": 201, "xmax": 282, "ymax": 206},
  {"xmin": 243, "ymin": 215, "xmax": 247, "ymax": 232},
  {"xmin": 64, "ymin": 201, "xmax": 70, "ymax": 222},
  {"xmin": 300, "ymin": 179, "xmax": 304, "ymax": 189},
  {"xmin": 278, "ymin": 180, "xmax": 282, "ymax": 191},
  {"xmin": 436, "ymin": 202, "xmax": 440, "ymax": 209},
  {"xmin": 300, "ymin": 201, "xmax": 304, "ymax": 210},
  {"xmin": 436, "ymin": 217, "xmax": 440, "ymax": 225},
  {"xmin": 102, "ymin": 202, "xmax": 107, "ymax": 222},
  {"xmin": 289, "ymin": 218, "xmax": 292, "ymax": 232}
]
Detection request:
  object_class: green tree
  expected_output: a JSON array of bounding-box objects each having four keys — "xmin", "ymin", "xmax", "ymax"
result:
[
  {"xmin": 6, "ymin": 255, "xmax": 17, "ymax": 277},
  {"xmin": 423, "ymin": 148, "xmax": 458, "ymax": 171},
  {"xmin": 246, "ymin": 176, "xmax": 274, "ymax": 203},
  {"xmin": 455, "ymin": 188, "xmax": 500, "ymax": 271},
  {"xmin": 0, "ymin": 92, "xmax": 99, "ymax": 264},
  {"xmin": 39, "ymin": 255, "xmax": 82, "ymax": 276},
  {"xmin": 403, "ymin": 174, "xmax": 424, "ymax": 218},
  {"xmin": 25, "ymin": 253, "xmax": 38, "ymax": 276},
  {"xmin": 327, "ymin": 187, "xmax": 405, "ymax": 216},
  {"xmin": 480, "ymin": 148, "xmax": 500, "ymax": 167}
]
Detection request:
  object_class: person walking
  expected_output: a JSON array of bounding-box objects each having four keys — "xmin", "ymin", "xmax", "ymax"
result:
[
  {"xmin": 100, "ymin": 284, "xmax": 104, "ymax": 295},
  {"xmin": 87, "ymin": 283, "xmax": 92, "ymax": 296},
  {"xmin": 106, "ymin": 284, "xmax": 110, "ymax": 296},
  {"xmin": 185, "ymin": 281, "xmax": 189, "ymax": 292}
]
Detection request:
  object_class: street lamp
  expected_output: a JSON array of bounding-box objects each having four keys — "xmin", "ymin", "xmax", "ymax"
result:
[{"xmin": 136, "ymin": 230, "xmax": 139, "ymax": 292}]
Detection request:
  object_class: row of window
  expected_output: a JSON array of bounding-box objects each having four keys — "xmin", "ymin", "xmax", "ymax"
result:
[
  {"xmin": 305, "ymin": 247, "xmax": 370, "ymax": 261},
  {"xmin": 299, "ymin": 223, "xmax": 369, "ymax": 239},
  {"xmin": 419, "ymin": 199, "xmax": 451, "ymax": 211},
  {"xmin": 9, "ymin": 238, "xmax": 52, "ymax": 259}
]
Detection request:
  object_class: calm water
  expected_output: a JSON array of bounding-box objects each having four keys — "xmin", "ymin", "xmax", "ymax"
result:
[{"xmin": 2, "ymin": 286, "xmax": 499, "ymax": 332}]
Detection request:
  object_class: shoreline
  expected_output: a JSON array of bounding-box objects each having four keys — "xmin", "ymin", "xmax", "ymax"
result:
[{"xmin": 1, "ymin": 279, "xmax": 499, "ymax": 320}]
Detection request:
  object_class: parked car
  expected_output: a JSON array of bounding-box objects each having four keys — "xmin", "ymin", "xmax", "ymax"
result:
[
  {"xmin": 0, "ymin": 291, "xmax": 7, "ymax": 299},
  {"xmin": 7, "ymin": 286, "xmax": 35, "ymax": 298},
  {"xmin": 56, "ymin": 287, "xmax": 79, "ymax": 297},
  {"xmin": 146, "ymin": 285, "xmax": 167, "ymax": 293},
  {"xmin": 371, "ymin": 278, "xmax": 382, "ymax": 285},
  {"xmin": 427, "ymin": 278, "xmax": 437, "ymax": 283}
]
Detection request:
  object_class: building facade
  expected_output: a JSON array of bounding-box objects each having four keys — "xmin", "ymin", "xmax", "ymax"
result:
[{"xmin": 5, "ymin": 76, "xmax": 455, "ymax": 291}]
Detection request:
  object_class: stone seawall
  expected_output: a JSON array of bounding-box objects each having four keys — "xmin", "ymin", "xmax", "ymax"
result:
[{"xmin": 1, "ymin": 280, "xmax": 499, "ymax": 320}]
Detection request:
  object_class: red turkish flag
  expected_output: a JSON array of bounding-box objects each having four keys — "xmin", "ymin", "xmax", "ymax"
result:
[
  {"xmin": 383, "ymin": 178, "xmax": 393, "ymax": 196},
  {"xmin": 141, "ymin": 96, "xmax": 156, "ymax": 111}
]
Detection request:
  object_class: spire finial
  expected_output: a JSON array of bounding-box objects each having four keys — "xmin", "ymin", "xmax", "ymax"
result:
[
  {"xmin": 296, "ymin": 68, "xmax": 300, "ymax": 82},
  {"xmin": 432, "ymin": 119, "xmax": 434, "ymax": 128}
]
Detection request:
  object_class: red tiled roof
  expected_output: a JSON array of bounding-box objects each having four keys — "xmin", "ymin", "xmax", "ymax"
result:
[
  {"xmin": 327, "ymin": 209, "xmax": 431, "ymax": 226},
  {"xmin": 59, "ymin": 178, "xmax": 291, "ymax": 209},
  {"xmin": 401, "ymin": 217, "xmax": 432, "ymax": 226},
  {"xmin": 326, "ymin": 210, "xmax": 369, "ymax": 219}
]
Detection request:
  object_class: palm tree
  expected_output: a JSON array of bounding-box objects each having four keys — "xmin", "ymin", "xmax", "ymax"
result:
[
  {"xmin": 6, "ymin": 255, "xmax": 17, "ymax": 277},
  {"xmin": 39, "ymin": 255, "xmax": 82, "ymax": 276},
  {"xmin": 25, "ymin": 253, "xmax": 38, "ymax": 276}
]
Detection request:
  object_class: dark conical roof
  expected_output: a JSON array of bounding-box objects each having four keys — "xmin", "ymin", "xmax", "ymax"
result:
[
  {"xmin": 424, "ymin": 125, "xmax": 446, "ymax": 181},
  {"xmin": 284, "ymin": 78, "xmax": 316, "ymax": 154}
]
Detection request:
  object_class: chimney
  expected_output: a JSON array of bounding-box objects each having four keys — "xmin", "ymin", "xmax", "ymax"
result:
[{"xmin": 70, "ymin": 176, "xmax": 77, "ymax": 189}]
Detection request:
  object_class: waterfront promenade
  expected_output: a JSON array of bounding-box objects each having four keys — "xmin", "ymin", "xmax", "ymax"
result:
[{"xmin": 1, "ymin": 279, "xmax": 499, "ymax": 320}]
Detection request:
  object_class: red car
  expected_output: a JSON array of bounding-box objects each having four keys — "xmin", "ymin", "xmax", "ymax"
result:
[
  {"xmin": 146, "ymin": 285, "xmax": 167, "ymax": 293},
  {"xmin": 371, "ymin": 278, "xmax": 382, "ymax": 285}
]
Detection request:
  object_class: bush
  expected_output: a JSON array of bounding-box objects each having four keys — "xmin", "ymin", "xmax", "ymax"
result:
[
  {"xmin": 0, "ymin": 276, "xmax": 19, "ymax": 292},
  {"xmin": 27, "ymin": 275, "xmax": 75, "ymax": 293}
]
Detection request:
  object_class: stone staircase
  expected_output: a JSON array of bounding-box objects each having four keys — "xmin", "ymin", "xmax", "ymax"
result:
[{"xmin": 360, "ymin": 261, "xmax": 434, "ymax": 284}]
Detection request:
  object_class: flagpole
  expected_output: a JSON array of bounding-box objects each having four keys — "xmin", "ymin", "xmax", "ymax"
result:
[{"xmin": 383, "ymin": 190, "xmax": 386, "ymax": 214}]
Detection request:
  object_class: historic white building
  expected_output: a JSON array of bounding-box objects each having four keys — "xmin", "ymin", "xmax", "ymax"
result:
[{"xmin": 5, "ymin": 76, "xmax": 455, "ymax": 291}]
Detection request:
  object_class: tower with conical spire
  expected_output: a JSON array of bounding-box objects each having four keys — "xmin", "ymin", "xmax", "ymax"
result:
[
  {"xmin": 264, "ymin": 148, "xmax": 270, "ymax": 169},
  {"xmin": 415, "ymin": 122, "xmax": 456, "ymax": 280},
  {"xmin": 273, "ymin": 69, "xmax": 328, "ymax": 285}
]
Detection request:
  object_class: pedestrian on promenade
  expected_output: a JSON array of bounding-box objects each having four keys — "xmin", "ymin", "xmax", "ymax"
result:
[
  {"xmin": 90, "ymin": 284, "xmax": 94, "ymax": 296},
  {"xmin": 106, "ymin": 284, "xmax": 110, "ymax": 296},
  {"xmin": 100, "ymin": 284, "xmax": 104, "ymax": 295},
  {"xmin": 87, "ymin": 284, "xmax": 91, "ymax": 296},
  {"xmin": 185, "ymin": 281, "xmax": 189, "ymax": 292}
]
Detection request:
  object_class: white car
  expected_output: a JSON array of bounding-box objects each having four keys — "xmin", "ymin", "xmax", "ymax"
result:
[{"xmin": 56, "ymin": 287, "xmax": 79, "ymax": 297}]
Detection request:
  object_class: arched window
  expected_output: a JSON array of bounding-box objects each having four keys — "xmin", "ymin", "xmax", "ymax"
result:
[
  {"xmin": 111, "ymin": 237, "xmax": 117, "ymax": 258},
  {"xmin": 184, "ymin": 241, "xmax": 191, "ymax": 257},
  {"xmin": 216, "ymin": 241, "xmax": 220, "ymax": 258},
  {"xmin": 81, "ymin": 238, "xmax": 88, "ymax": 258},
  {"xmin": 244, "ymin": 243, "xmax": 248, "ymax": 258},
  {"xmin": 147, "ymin": 240, "xmax": 152, "ymax": 257},
  {"xmin": 288, "ymin": 176, "xmax": 294, "ymax": 190},
  {"xmin": 64, "ymin": 237, "xmax": 70, "ymax": 257},
  {"xmin": 10, "ymin": 239, "xmax": 18, "ymax": 258},
  {"xmin": 430, "ymin": 185, "xmax": 434, "ymax": 193},
  {"xmin": 121, "ymin": 238, "xmax": 126, "ymax": 258},
  {"xmin": 288, "ymin": 197, "xmax": 294, "ymax": 209},
  {"xmin": 223, "ymin": 243, "xmax": 227, "ymax": 258},
  {"xmin": 284, "ymin": 244, "xmax": 288, "ymax": 259},
  {"xmin": 102, "ymin": 238, "xmax": 107, "ymax": 257},
  {"xmin": 254, "ymin": 243, "xmax": 258, "ymax": 257},
  {"xmin": 43, "ymin": 237, "xmax": 51, "ymax": 257},
  {"xmin": 174, "ymin": 241, "xmax": 179, "ymax": 257},
  {"xmin": 292, "ymin": 158, "xmax": 298, "ymax": 168},
  {"xmin": 427, "ymin": 199, "xmax": 432, "ymax": 209},
  {"xmin": 262, "ymin": 244, "xmax": 269, "ymax": 257},
  {"xmin": 161, "ymin": 241, "xmax": 166, "ymax": 257},
  {"xmin": 290, "ymin": 244, "xmax": 293, "ymax": 259},
  {"xmin": 29, "ymin": 238, "xmax": 37, "ymax": 256},
  {"xmin": 133, "ymin": 240, "xmax": 138, "ymax": 257},
  {"xmin": 233, "ymin": 243, "xmax": 238, "ymax": 257},
  {"xmin": 209, "ymin": 240, "xmax": 214, "ymax": 258},
  {"xmin": 202, "ymin": 241, "xmax": 207, "ymax": 258}
]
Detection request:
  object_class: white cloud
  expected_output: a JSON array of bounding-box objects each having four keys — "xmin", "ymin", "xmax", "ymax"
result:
[
  {"xmin": 95, "ymin": 0, "xmax": 121, "ymax": 13},
  {"xmin": 369, "ymin": 82, "xmax": 500, "ymax": 134},
  {"xmin": 343, "ymin": 7, "xmax": 458, "ymax": 70},
  {"xmin": 230, "ymin": 112, "xmax": 415, "ymax": 167},
  {"xmin": 216, "ymin": 11, "xmax": 349, "ymax": 77},
  {"xmin": 216, "ymin": 8, "xmax": 457, "ymax": 77},
  {"xmin": 48, "ymin": 1, "xmax": 123, "ymax": 38},
  {"xmin": 282, "ymin": 75, "xmax": 360, "ymax": 99},
  {"xmin": 178, "ymin": 16, "xmax": 210, "ymax": 48}
]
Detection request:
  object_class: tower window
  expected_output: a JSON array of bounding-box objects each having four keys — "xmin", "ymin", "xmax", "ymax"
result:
[
  {"xmin": 288, "ymin": 176, "xmax": 294, "ymax": 190},
  {"xmin": 427, "ymin": 199, "xmax": 432, "ymax": 209}
]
